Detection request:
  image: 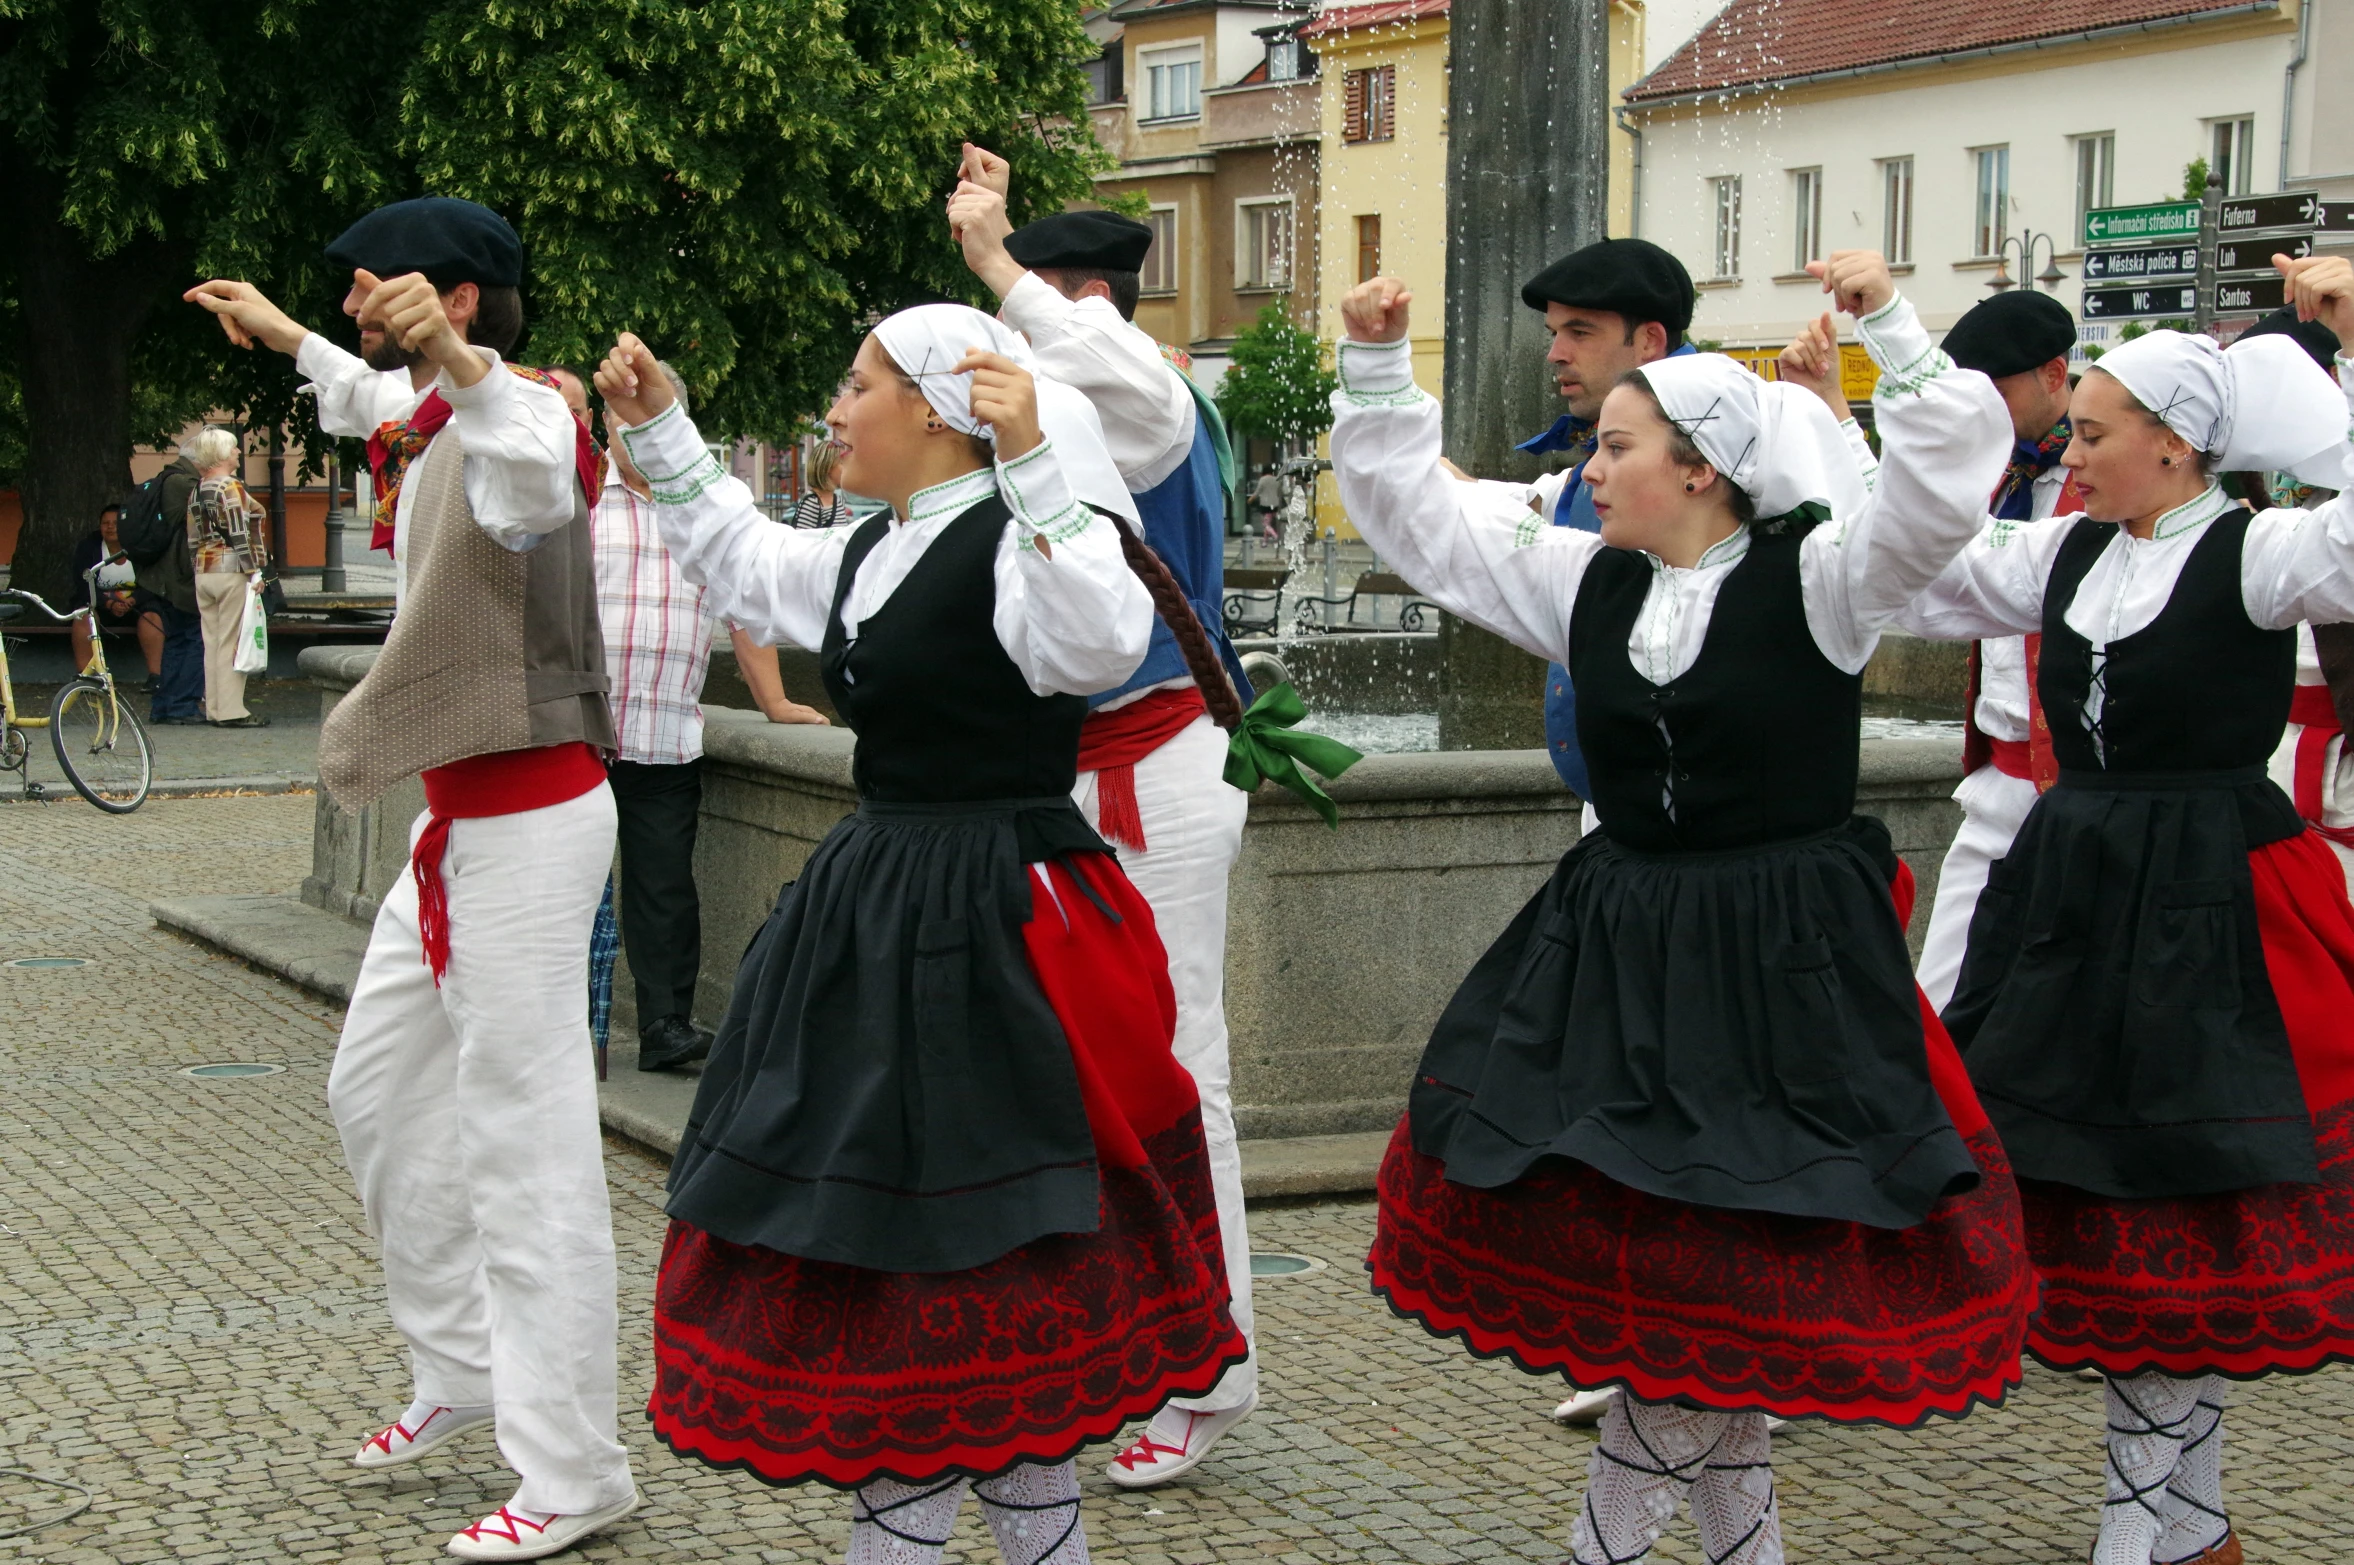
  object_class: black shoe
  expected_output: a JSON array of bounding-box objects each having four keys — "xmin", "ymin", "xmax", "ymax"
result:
[
  {"xmin": 209, "ymin": 714, "xmax": 272, "ymax": 728},
  {"xmin": 637, "ymin": 1015, "xmax": 712, "ymax": 1072},
  {"xmin": 152, "ymin": 712, "xmax": 208, "ymax": 725}
]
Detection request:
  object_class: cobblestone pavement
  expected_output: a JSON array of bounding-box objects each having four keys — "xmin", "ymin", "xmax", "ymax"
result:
[
  {"xmin": 3, "ymin": 676, "xmax": 322, "ymax": 796},
  {"xmin": 3, "ymin": 795, "xmax": 2351, "ymax": 1563}
]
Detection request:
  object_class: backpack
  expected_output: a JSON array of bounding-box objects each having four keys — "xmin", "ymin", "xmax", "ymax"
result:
[{"xmin": 119, "ymin": 467, "xmax": 192, "ymax": 567}]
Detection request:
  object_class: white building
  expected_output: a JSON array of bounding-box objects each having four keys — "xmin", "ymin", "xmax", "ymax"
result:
[{"xmin": 1620, "ymin": 0, "xmax": 2351, "ymax": 359}]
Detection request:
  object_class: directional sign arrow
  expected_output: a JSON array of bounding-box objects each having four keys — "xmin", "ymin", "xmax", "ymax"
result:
[
  {"xmin": 2212, "ymin": 275, "xmax": 2289, "ymax": 315},
  {"xmin": 2082, "ymin": 202, "xmax": 2201, "ymax": 245},
  {"xmin": 2215, "ymin": 235, "xmax": 2314, "ymax": 273},
  {"xmin": 2218, "ymin": 192, "xmax": 2322, "ymax": 232},
  {"xmin": 2081, "ymin": 282, "xmax": 2199, "ymax": 321},
  {"xmin": 2081, "ymin": 243, "xmax": 2200, "ymax": 282}
]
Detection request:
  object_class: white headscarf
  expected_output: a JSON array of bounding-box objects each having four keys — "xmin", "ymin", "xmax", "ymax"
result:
[
  {"xmin": 1633, "ymin": 352, "xmax": 1872, "ymax": 523},
  {"xmin": 2096, "ymin": 328, "xmax": 2351, "ymax": 492},
  {"xmin": 868, "ymin": 303, "xmax": 1139, "ymax": 523}
]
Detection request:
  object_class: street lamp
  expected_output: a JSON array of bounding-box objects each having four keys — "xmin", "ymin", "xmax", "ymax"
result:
[{"xmin": 1987, "ymin": 228, "xmax": 2069, "ymax": 292}]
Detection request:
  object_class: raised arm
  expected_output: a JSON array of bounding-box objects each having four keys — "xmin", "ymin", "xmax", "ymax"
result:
[
  {"xmin": 1327, "ymin": 279, "xmax": 1601, "ymax": 665},
  {"xmin": 2240, "ymin": 257, "xmax": 2354, "ymax": 628},
  {"xmin": 294, "ymin": 335, "xmax": 429, "ymax": 439},
  {"xmin": 441, "ymin": 355, "xmax": 581, "ymax": 547}
]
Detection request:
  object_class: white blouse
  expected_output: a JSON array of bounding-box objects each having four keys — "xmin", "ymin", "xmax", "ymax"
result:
[
  {"xmin": 999, "ymin": 272, "xmax": 1195, "ymax": 491},
  {"xmin": 616, "ymin": 401, "xmax": 1152, "ymax": 699},
  {"xmin": 1327, "ymin": 294, "xmax": 2011, "ymax": 681}
]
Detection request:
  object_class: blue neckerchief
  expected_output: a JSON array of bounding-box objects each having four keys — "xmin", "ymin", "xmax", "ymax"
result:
[
  {"xmin": 1516, "ymin": 413, "xmax": 1596, "ymax": 458},
  {"xmin": 1994, "ymin": 417, "xmax": 2070, "ymax": 521}
]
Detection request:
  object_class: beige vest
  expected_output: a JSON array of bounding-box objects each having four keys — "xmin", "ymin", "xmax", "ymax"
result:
[{"xmin": 318, "ymin": 429, "xmax": 614, "ymax": 809}]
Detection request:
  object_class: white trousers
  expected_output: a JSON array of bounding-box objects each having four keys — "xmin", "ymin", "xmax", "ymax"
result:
[
  {"xmin": 1916, "ymin": 765, "xmax": 2040, "ymax": 1013},
  {"xmin": 1074, "ymin": 714, "xmax": 1255, "ymax": 1411},
  {"xmin": 327, "ymin": 784, "xmax": 635, "ymax": 1515}
]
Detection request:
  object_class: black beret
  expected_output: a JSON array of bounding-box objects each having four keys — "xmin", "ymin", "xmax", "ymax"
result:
[
  {"xmin": 1519, "ymin": 238, "xmax": 1695, "ymax": 335},
  {"xmin": 2238, "ymin": 305, "xmax": 2341, "ymax": 372},
  {"xmin": 1006, "ymin": 209, "xmax": 1155, "ymax": 274},
  {"xmin": 324, "ymin": 197, "xmax": 523, "ymax": 290},
  {"xmin": 1940, "ymin": 290, "xmax": 2077, "ymax": 380}
]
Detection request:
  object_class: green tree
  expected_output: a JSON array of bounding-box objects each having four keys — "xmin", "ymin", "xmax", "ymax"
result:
[
  {"xmin": 1215, "ymin": 302, "xmax": 1337, "ymax": 449},
  {"xmin": 0, "ymin": 0, "xmax": 1104, "ymax": 602}
]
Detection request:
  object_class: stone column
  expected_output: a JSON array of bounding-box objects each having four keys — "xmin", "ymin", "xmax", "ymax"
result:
[{"xmin": 1435, "ymin": 0, "xmax": 1609, "ymax": 752}]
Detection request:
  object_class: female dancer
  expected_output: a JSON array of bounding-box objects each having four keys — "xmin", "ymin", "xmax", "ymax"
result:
[
  {"xmin": 1901, "ymin": 256, "xmax": 2354, "ymax": 1565},
  {"xmin": 1331, "ymin": 251, "xmax": 2037, "ymax": 1564},
  {"xmin": 593, "ymin": 305, "xmax": 1244, "ymax": 1565}
]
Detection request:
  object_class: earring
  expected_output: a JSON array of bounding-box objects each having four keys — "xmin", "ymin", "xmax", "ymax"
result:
[
  {"xmin": 2160, "ymin": 455, "xmax": 2173, "ymax": 466},
  {"xmin": 1684, "ymin": 481, "xmax": 1698, "ymax": 493},
  {"xmin": 925, "ymin": 418, "xmax": 946, "ymax": 432}
]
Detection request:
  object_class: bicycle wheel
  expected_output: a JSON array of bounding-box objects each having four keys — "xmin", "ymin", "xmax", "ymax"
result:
[{"xmin": 49, "ymin": 678, "xmax": 152, "ymax": 812}]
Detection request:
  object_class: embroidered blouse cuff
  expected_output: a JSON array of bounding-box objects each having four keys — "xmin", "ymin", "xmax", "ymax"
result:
[
  {"xmin": 1856, "ymin": 293, "xmax": 1951, "ymax": 399},
  {"xmin": 998, "ymin": 439, "xmax": 1093, "ymax": 550},
  {"xmin": 617, "ymin": 402, "xmax": 727, "ymax": 506},
  {"xmin": 1337, "ymin": 338, "xmax": 1421, "ymax": 404}
]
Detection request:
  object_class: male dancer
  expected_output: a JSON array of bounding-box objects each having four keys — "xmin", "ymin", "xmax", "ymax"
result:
[
  {"xmin": 950, "ymin": 146, "xmax": 1260, "ymax": 1487},
  {"xmin": 186, "ymin": 197, "xmax": 637, "ymax": 1562},
  {"xmin": 1912, "ymin": 289, "xmax": 2082, "ymax": 1011}
]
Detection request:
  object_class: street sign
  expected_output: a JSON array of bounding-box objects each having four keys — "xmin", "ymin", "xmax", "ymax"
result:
[
  {"xmin": 2215, "ymin": 234, "xmax": 2313, "ymax": 275},
  {"xmin": 2319, "ymin": 201, "xmax": 2354, "ymax": 233},
  {"xmin": 2218, "ymin": 191, "xmax": 2323, "ymax": 232},
  {"xmin": 2081, "ymin": 282, "xmax": 2199, "ymax": 321},
  {"xmin": 2083, "ymin": 201, "xmax": 2201, "ymax": 245},
  {"xmin": 2080, "ymin": 243, "xmax": 2200, "ymax": 282},
  {"xmin": 2212, "ymin": 275, "xmax": 2290, "ymax": 315}
]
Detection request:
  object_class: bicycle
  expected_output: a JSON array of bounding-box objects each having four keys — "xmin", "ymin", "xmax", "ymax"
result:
[{"xmin": 1, "ymin": 557, "xmax": 155, "ymax": 812}]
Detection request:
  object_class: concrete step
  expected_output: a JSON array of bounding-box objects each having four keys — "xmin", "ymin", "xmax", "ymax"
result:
[{"xmin": 150, "ymin": 890, "xmax": 1385, "ymax": 1202}]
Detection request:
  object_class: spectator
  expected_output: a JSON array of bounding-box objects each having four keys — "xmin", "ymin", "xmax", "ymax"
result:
[
  {"xmin": 1252, "ymin": 463, "xmax": 1283, "ymax": 543},
  {"xmin": 185, "ymin": 428, "xmax": 272, "ymax": 728},
  {"xmin": 544, "ymin": 366, "xmax": 592, "ymax": 423},
  {"xmin": 789, "ymin": 441, "xmax": 850, "ymax": 528},
  {"xmin": 135, "ymin": 439, "xmax": 208, "ymax": 724},
  {"xmin": 71, "ymin": 503, "xmax": 165, "ymax": 679},
  {"xmin": 591, "ymin": 359, "xmax": 829, "ymax": 1073}
]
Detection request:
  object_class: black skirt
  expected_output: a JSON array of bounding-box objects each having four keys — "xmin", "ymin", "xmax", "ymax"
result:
[
  {"xmin": 1945, "ymin": 767, "xmax": 2317, "ymax": 1198},
  {"xmin": 665, "ymin": 795, "xmax": 1114, "ymax": 1274},
  {"xmin": 1410, "ymin": 815, "xmax": 1980, "ymax": 1230}
]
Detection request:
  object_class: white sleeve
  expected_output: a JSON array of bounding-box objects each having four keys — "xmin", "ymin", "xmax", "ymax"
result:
[
  {"xmin": 2240, "ymin": 492, "xmax": 2354, "ymax": 629},
  {"xmin": 618, "ymin": 401, "xmax": 853, "ymax": 653},
  {"xmin": 1838, "ymin": 417, "xmax": 1880, "ymax": 491},
  {"xmin": 1328, "ymin": 337, "xmax": 1602, "ymax": 665},
  {"xmin": 439, "ymin": 356, "xmax": 581, "ymax": 549},
  {"xmin": 998, "ymin": 272, "xmax": 1195, "ymax": 489},
  {"xmin": 295, "ymin": 333, "xmax": 425, "ymax": 439},
  {"xmin": 988, "ymin": 438, "xmax": 1155, "ymax": 697},
  {"xmin": 1798, "ymin": 295, "xmax": 2016, "ymax": 671}
]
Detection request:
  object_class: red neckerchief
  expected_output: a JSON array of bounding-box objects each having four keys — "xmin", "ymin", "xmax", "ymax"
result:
[
  {"xmin": 1961, "ymin": 472, "xmax": 2082, "ymax": 791},
  {"xmin": 364, "ymin": 363, "xmax": 601, "ymax": 557}
]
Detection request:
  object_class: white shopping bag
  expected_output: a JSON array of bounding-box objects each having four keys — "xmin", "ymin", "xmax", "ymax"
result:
[{"xmin": 233, "ymin": 573, "xmax": 269, "ymax": 674}]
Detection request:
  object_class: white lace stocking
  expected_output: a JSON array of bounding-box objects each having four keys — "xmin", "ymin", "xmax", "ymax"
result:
[
  {"xmin": 1570, "ymin": 1396, "xmax": 1747, "ymax": 1565},
  {"xmin": 1690, "ymin": 1412, "xmax": 1784, "ymax": 1564},
  {"xmin": 2096, "ymin": 1372, "xmax": 2208, "ymax": 1565},
  {"xmin": 848, "ymin": 1475, "xmax": 968, "ymax": 1564},
  {"xmin": 2153, "ymin": 1378, "xmax": 2231, "ymax": 1564},
  {"xmin": 975, "ymin": 1460, "xmax": 1089, "ymax": 1565}
]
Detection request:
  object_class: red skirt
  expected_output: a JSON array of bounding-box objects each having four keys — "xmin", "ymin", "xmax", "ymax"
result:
[
  {"xmin": 1369, "ymin": 986, "xmax": 2037, "ymax": 1427},
  {"xmin": 648, "ymin": 855, "xmax": 1247, "ymax": 1488},
  {"xmin": 2019, "ymin": 830, "xmax": 2354, "ymax": 1378}
]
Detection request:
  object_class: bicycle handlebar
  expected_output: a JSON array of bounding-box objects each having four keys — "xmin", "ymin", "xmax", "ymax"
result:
[{"xmin": 0, "ymin": 556, "xmax": 111, "ymax": 625}]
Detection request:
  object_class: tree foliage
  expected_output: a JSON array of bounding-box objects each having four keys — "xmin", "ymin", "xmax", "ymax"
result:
[
  {"xmin": 0, "ymin": 0, "xmax": 1106, "ymax": 599},
  {"xmin": 1214, "ymin": 303, "xmax": 1335, "ymax": 449}
]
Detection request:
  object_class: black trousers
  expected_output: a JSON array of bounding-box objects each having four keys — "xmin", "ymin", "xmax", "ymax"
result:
[
  {"xmin": 151, "ymin": 602, "xmax": 205, "ymax": 720},
  {"xmin": 609, "ymin": 757, "xmax": 703, "ymax": 1033}
]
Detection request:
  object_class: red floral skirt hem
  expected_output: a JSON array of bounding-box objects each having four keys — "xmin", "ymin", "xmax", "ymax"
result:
[
  {"xmin": 648, "ymin": 1112, "xmax": 1246, "ymax": 1490},
  {"xmin": 1369, "ymin": 1113, "xmax": 2037, "ymax": 1427},
  {"xmin": 2019, "ymin": 1099, "xmax": 2354, "ymax": 1379}
]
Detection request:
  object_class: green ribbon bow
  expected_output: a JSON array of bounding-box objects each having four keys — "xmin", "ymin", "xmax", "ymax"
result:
[{"xmin": 1222, "ymin": 682, "xmax": 1365, "ymax": 829}]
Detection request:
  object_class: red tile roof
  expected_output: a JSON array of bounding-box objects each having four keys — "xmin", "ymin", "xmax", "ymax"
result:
[
  {"xmin": 1299, "ymin": 0, "xmax": 1448, "ymax": 41},
  {"xmin": 1627, "ymin": 0, "xmax": 2276, "ymax": 102}
]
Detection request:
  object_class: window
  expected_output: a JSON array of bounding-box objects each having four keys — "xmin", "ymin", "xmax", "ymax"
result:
[
  {"xmin": 1141, "ymin": 207, "xmax": 1178, "ymax": 294},
  {"xmin": 1790, "ymin": 168, "xmax": 1823, "ymax": 272},
  {"xmin": 1238, "ymin": 198, "xmax": 1294, "ymax": 290},
  {"xmin": 1355, "ymin": 214, "xmax": 1382, "ymax": 283},
  {"xmin": 2073, "ymin": 134, "xmax": 2115, "ymax": 247},
  {"xmin": 1879, "ymin": 157, "xmax": 1914, "ymax": 265},
  {"xmin": 1142, "ymin": 46, "xmax": 1202, "ymax": 122},
  {"xmin": 1973, "ymin": 145, "xmax": 2010, "ymax": 257},
  {"xmin": 2210, "ymin": 117, "xmax": 2255, "ymax": 197},
  {"xmin": 1710, "ymin": 176, "xmax": 1742, "ymax": 280},
  {"xmin": 1084, "ymin": 44, "xmax": 1123, "ymax": 105},
  {"xmin": 1265, "ymin": 35, "xmax": 1307, "ymax": 82},
  {"xmin": 1343, "ymin": 65, "xmax": 1395, "ymax": 143}
]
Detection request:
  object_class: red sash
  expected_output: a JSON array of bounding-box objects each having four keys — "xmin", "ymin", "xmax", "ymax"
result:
[
  {"xmin": 409, "ymin": 742, "xmax": 606, "ymax": 983},
  {"xmin": 1076, "ymin": 689, "xmax": 1206, "ymax": 852},
  {"xmin": 1959, "ymin": 473, "xmax": 2081, "ymax": 790},
  {"xmin": 2288, "ymin": 684, "xmax": 2354, "ymax": 848}
]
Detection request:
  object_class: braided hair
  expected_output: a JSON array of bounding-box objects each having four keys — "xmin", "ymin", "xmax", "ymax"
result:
[{"xmin": 1093, "ymin": 506, "xmax": 1245, "ymax": 730}]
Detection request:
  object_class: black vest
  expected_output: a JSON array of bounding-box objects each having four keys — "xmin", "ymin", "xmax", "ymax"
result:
[
  {"xmin": 820, "ymin": 495, "xmax": 1089, "ymax": 805},
  {"xmin": 1570, "ymin": 532, "xmax": 1860, "ymax": 852},
  {"xmin": 2040, "ymin": 509, "xmax": 2294, "ymax": 775}
]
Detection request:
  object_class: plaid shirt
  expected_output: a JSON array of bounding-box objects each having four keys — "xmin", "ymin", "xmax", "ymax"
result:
[{"xmin": 591, "ymin": 471, "xmax": 720, "ymax": 764}]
